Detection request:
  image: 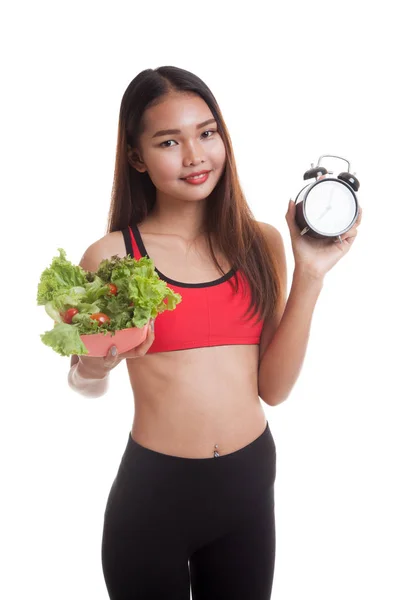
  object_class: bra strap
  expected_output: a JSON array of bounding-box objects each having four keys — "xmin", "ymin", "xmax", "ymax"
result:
[{"xmin": 121, "ymin": 227, "xmax": 134, "ymax": 259}]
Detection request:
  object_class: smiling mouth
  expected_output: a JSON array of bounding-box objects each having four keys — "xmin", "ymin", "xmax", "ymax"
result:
[{"xmin": 181, "ymin": 171, "xmax": 211, "ymax": 180}]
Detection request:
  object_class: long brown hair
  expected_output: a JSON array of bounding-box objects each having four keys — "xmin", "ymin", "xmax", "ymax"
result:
[{"xmin": 105, "ymin": 66, "xmax": 283, "ymax": 325}]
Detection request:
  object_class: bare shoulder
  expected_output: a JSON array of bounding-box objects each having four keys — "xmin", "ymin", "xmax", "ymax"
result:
[
  {"xmin": 256, "ymin": 221, "xmax": 286, "ymax": 274},
  {"xmin": 257, "ymin": 221, "xmax": 284, "ymax": 250},
  {"xmin": 78, "ymin": 230, "xmax": 127, "ymax": 272}
]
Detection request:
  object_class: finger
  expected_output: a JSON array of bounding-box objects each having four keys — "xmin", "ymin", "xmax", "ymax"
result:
[
  {"xmin": 285, "ymin": 199, "xmax": 296, "ymax": 229},
  {"xmin": 285, "ymin": 198, "xmax": 293, "ymax": 217},
  {"xmin": 346, "ymin": 229, "xmax": 358, "ymax": 243},
  {"xmin": 123, "ymin": 320, "xmax": 155, "ymax": 359},
  {"xmin": 136, "ymin": 320, "xmax": 155, "ymax": 355},
  {"xmin": 333, "ymin": 207, "xmax": 362, "ymax": 240},
  {"xmin": 103, "ymin": 345, "xmax": 119, "ymax": 369},
  {"xmin": 336, "ymin": 229, "xmax": 358, "ymax": 244},
  {"xmin": 347, "ymin": 219, "xmax": 361, "ymax": 237}
]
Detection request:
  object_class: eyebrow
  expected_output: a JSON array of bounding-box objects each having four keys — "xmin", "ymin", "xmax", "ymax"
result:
[{"xmin": 151, "ymin": 118, "xmax": 217, "ymax": 139}]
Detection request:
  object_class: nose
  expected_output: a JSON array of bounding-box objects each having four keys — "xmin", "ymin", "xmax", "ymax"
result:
[{"xmin": 183, "ymin": 140, "xmax": 206, "ymax": 166}]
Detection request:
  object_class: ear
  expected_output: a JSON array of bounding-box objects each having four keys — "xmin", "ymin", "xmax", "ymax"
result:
[{"xmin": 127, "ymin": 144, "xmax": 147, "ymax": 173}]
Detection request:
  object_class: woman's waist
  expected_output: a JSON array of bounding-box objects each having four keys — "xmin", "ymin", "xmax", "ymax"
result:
[{"xmin": 131, "ymin": 397, "xmax": 266, "ymax": 459}]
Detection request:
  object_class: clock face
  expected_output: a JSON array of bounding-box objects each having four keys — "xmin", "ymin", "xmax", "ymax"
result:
[{"xmin": 304, "ymin": 179, "xmax": 357, "ymax": 235}]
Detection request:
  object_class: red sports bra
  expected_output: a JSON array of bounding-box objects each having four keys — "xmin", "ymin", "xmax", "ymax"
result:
[{"xmin": 121, "ymin": 224, "xmax": 264, "ymax": 353}]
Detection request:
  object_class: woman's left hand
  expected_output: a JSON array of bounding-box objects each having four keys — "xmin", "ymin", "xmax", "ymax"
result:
[{"xmin": 285, "ymin": 198, "xmax": 363, "ymax": 280}]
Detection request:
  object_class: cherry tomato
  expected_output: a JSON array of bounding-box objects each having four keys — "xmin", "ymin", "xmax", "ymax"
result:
[
  {"xmin": 90, "ymin": 312, "xmax": 110, "ymax": 325},
  {"xmin": 108, "ymin": 283, "xmax": 118, "ymax": 295},
  {"xmin": 129, "ymin": 301, "xmax": 134, "ymax": 307},
  {"xmin": 61, "ymin": 308, "xmax": 79, "ymax": 324}
]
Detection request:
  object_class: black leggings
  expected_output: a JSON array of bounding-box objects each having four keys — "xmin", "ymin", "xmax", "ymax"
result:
[{"xmin": 101, "ymin": 419, "xmax": 276, "ymax": 599}]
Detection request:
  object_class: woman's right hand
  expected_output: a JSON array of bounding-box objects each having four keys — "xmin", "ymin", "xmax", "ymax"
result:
[{"xmin": 76, "ymin": 319, "xmax": 155, "ymax": 379}]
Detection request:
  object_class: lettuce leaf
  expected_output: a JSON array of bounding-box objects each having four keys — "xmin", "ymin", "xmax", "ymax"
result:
[
  {"xmin": 37, "ymin": 248, "xmax": 87, "ymax": 304},
  {"xmin": 40, "ymin": 323, "xmax": 89, "ymax": 357}
]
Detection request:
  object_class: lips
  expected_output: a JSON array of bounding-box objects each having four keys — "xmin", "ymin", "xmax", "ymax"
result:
[{"xmin": 181, "ymin": 170, "xmax": 210, "ymax": 179}]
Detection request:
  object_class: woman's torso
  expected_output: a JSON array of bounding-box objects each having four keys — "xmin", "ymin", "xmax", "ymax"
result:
[{"xmin": 107, "ymin": 223, "xmax": 267, "ymax": 458}]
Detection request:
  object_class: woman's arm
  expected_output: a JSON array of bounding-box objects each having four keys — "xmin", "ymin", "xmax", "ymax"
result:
[
  {"xmin": 68, "ymin": 355, "xmax": 110, "ymax": 398},
  {"xmin": 258, "ymin": 197, "xmax": 361, "ymax": 406},
  {"xmin": 258, "ymin": 268, "xmax": 324, "ymax": 406}
]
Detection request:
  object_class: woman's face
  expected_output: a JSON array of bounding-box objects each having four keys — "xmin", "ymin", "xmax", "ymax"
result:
[{"xmin": 129, "ymin": 93, "xmax": 227, "ymax": 202}]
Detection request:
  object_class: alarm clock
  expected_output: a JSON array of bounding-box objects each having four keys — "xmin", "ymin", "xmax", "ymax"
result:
[{"xmin": 294, "ymin": 155, "xmax": 360, "ymax": 243}]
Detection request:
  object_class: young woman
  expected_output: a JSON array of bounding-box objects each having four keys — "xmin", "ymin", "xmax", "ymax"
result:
[{"xmin": 68, "ymin": 66, "xmax": 362, "ymax": 599}]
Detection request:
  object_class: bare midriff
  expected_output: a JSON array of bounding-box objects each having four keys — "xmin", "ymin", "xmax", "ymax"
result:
[
  {"xmin": 127, "ymin": 343, "xmax": 267, "ymax": 458},
  {"xmin": 109, "ymin": 225, "xmax": 268, "ymax": 459}
]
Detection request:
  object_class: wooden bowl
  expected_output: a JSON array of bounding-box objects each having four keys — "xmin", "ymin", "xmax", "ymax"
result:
[{"xmin": 79, "ymin": 323, "xmax": 150, "ymax": 357}]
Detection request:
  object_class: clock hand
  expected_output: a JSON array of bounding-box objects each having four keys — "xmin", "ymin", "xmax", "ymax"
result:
[{"xmin": 316, "ymin": 204, "xmax": 332, "ymax": 221}]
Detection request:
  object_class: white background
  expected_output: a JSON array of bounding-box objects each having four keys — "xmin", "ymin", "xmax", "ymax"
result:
[{"xmin": 2, "ymin": 1, "xmax": 399, "ymax": 598}]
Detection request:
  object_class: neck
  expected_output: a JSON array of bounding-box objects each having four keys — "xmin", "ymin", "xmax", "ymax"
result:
[{"xmin": 145, "ymin": 197, "xmax": 208, "ymax": 242}]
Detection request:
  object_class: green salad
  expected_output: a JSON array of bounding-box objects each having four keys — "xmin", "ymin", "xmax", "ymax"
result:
[{"xmin": 37, "ymin": 248, "xmax": 182, "ymax": 357}]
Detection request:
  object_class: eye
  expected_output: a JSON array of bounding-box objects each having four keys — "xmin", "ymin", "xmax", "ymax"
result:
[
  {"xmin": 159, "ymin": 129, "xmax": 217, "ymax": 148},
  {"xmin": 201, "ymin": 129, "xmax": 216, "ymax": 139}
]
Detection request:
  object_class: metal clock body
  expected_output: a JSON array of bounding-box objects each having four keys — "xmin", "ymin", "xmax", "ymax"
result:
[{"xmin": 294, "ymin": 155, "xmax": 360, "ymax": 242}]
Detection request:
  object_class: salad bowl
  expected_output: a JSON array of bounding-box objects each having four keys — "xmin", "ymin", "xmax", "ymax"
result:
[
  {"xmin": 37, "ymin": 248, "xmax": 181, "ymax": 358},
  {"xmin": 80, "ymin": 322, "xmax": 150, "ymax": 357}
]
